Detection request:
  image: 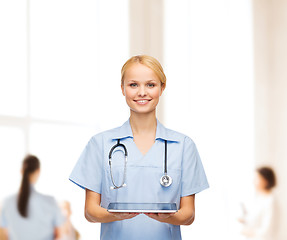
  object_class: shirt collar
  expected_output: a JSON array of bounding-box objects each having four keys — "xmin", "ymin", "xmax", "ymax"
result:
[
  {"xmin": 111, "ymin": 119, "xmax": 133, "ymax": 140},
  {"xmin": 112, "ymin": 119, "xmax": 180, "ymax": 142}
]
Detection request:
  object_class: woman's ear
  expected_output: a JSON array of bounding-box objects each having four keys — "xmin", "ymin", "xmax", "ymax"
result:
[
  {"xmin": 121, "ymin": 84, "xmax": 125, "ymax": 96},
  {"xmin": 160, "ymin": 84, "xmax": 166, "ymax": 96}
]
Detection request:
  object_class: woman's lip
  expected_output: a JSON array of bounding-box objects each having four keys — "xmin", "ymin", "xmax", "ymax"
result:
[
  {"xmin": 134, "ymin": 99, "xmax": 151, "ymax": 101},
  {"xmin": 134, "ymin": 99, "xmax": 151, "ymax": 105}
]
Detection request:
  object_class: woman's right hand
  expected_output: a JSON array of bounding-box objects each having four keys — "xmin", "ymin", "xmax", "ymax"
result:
[
  {"xmin": 110, "ymin": 212, "xmax": 139, "ymax": 220},
  {"xmin": 85, "ymin": 189, "xmax": 139, "ymax": 223}
]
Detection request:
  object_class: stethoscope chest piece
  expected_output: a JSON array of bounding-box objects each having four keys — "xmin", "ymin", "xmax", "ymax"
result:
[{"xmin": 160, "ymin": 174, "xmax": 172, "ymax": 187}]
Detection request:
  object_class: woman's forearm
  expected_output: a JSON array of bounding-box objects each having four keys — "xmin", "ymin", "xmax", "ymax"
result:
[
  {"xmin": 165, "ymin": 208, "xmax": 195, "ymax": 225},
  {"xmin": 171, "ymin": 195, "xmax": 195, "ymax": 225},
  {"xmin": 85, "ymin": 203, "xmax": 118, "ymax": 223},
  {"xmin": 85, "ymin": 190, "xmax": 118, "ymax": 223}
]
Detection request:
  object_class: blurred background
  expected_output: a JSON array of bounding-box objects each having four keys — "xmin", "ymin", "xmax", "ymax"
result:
[{"xmin": 0, "ymin": 0, "xmax": 286, "ymax": 239}]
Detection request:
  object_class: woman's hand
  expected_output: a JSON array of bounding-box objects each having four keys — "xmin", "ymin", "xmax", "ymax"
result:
[
  {"xmin": 110, "ymin": 212, "xmax": 139, "ymax": 221},
  {"xmin": 144, "ymin": 213, "xmax": 175, "ymax": 223},
  {"xmin": 238, "ymin": 217, "xmax": 246, "ymax": 224},
  {"xmin": 85, "ymin": 189, "xmax": 130, "ymax": 223},
  {"xmin": 145, "ymin": 195, "xmax": 195, "ymax": 225}
]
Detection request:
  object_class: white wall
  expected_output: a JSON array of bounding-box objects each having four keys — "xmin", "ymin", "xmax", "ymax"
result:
[
  {"xmin": 163, "ymin": 1, "xmax": 254, "ymax": 239},
  {"xmin": 129, "ymin": 0, "xmax": 165, "ymax": 121},
  {"xmin": 253, "ymin": 0, "xmax": 287, "ymax": 239}
]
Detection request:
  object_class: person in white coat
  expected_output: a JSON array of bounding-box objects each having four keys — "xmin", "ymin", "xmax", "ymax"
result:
[{"xmin": 238, "ymin": 167, "xmax": 277, "ymax": 240}]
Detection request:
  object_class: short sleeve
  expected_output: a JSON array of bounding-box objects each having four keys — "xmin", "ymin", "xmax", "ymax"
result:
[
  {"xmin": 181, "ymin": 136, "xmax": 209, "ymax": 197},
  {"xmin": 69, "ymin": 135, "xmax": 103, "ymax": 194},
  {"xmin": 0, "ymin": 201, "xmax": 7, "ymax": 227},
  {"xmin": 51, "ymin": 198, "xmax": 64, "ymax": 227}
]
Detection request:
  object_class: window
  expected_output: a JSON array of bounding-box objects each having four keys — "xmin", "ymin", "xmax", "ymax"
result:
[{"xmin": 0, "ymin": 1, "xmax": 129, "ymax": 239}]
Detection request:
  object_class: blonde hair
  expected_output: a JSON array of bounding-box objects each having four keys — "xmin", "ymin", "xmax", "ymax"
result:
[{"xmin": 121, "ymin": 55, "xmax": 166, "ymax": 87}]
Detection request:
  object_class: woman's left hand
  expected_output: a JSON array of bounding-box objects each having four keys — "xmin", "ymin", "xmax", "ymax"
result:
[
  {"xmin": 144, "ymin": 213, "xmax": 175, "ymax": 223},
  {"xmin": 144, "ymin": 195, "xmax": 195, "ymax": 225}
]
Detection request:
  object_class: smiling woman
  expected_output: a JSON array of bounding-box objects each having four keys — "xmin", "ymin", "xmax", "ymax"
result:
[
  {"xmin": 120, "ymin": 57, "xmax": 166, "ymax": 155},
  {"xmin": 121, "ymin": 61, "xmax": 165, "ymax": 116},
  {"xmin": 69, "ymin": 55, "xmax": 209, "ymax": 240}
]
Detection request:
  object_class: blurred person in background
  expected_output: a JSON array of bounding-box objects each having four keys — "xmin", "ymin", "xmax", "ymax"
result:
[
  {"xmin": 0, "ymin": 154, "xmax": 64, "ymax": 240},
  {"xmin": 0, "ymin": 227, "xmax": 7, "ymax": 240},
  {"xmin": 238, "ymin": 166, "xmax": 277, "ymax": 240},
  {"xmin": 0, "ymin": 203, "xmax": 7, "ymax": 240},
  {"xmin": 59, "ymin": 201, "xmax": 80, "ymax": 240}
]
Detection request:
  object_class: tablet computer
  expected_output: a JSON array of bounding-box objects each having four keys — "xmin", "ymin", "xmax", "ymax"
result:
[{"xmin": 107, "ymin": 202, "xmax": 178, "ymax": 213}]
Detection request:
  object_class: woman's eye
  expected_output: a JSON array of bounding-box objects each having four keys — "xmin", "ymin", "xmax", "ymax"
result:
[
  {"xmin": 147, "ymin": 83, "xmax": 155, "ymax": 87},
  {"xmin": 130, "ymin": 83, "xmax": 137, "ymax": 87}
]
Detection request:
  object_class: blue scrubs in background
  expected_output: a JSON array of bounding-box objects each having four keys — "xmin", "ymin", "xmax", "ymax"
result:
[
  {"xmin": 0, "ymin": 187, "xmax": 63, "ymax": 240},
  {"xmin": 70, "ymin": 119, "xmax": 209, "ymax": 240}
]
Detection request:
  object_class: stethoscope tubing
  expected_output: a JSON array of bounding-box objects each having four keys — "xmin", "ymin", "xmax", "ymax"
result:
[
  {"xmin": 109, "ymin": 139, "xmax": 128, "ymax": 159},
  {"xmin": 109, "ymin": 139, "xmax": 171, "ymax": 189},
  {"xmin": 164, "ymin": 140, "xmax": 167, "ymax": 175},
  {"xmin": 109, "ymin": 139, "xmax": 128, "ymax": 189}
]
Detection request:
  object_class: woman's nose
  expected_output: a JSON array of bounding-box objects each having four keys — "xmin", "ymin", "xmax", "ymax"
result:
[{"xmin": 138, "ymin": 86, "xmax": 147, "ymax": 97}]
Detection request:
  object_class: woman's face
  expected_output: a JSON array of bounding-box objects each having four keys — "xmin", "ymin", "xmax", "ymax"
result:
[
  {"xmin": 254, "ymin": 172, "xmax": 268, "ymax": 192},
  {"xmin": 121, "ymin": 63, "xmax": 164, "ymax": 115}
]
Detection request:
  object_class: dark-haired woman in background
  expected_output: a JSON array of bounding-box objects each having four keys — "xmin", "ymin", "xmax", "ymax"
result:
[
  {"xmin": 0, "ymin": 155, "xmax": 63, "ymax": 240},
  {"xmin": 238, "ymin": 167, "xmax": 277, "ymax": 240}
]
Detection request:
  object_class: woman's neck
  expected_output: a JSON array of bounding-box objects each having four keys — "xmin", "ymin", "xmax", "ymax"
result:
[
  {"xmin": 129, "ymin": 111, "xmax": 157, "ymax": 135},
  {"xmin": 257, "ymin": 188, "xmax": 272, "ymax": 196}
]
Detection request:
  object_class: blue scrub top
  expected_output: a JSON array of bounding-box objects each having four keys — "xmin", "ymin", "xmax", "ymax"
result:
[
  {"xmin": 69, "ymin": 119, "xmax": 209, "ymax": 240},
  {"xmin": 0, "ymin": 187, "xmax": 64, "ymax": 240}
]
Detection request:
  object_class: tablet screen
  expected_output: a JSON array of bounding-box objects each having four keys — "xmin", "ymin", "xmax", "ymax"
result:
[{"xmin": 107, "ymin": 202, "xmax": 177, "ymax": 213}]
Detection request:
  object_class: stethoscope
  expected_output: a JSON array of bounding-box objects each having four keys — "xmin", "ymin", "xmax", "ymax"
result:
[{"xmin": 108, "ymin": 139, "xmax": 172, "ymax": 190}]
